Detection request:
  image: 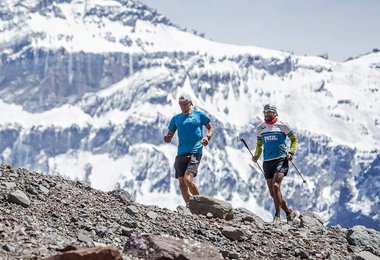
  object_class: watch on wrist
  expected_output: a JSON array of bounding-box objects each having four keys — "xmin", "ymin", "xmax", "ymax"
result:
[{"xmin": 206, "ymin": 135, "xmax": 211, "ymax": 141}]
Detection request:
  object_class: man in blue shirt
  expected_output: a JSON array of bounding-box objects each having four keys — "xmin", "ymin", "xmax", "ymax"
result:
[{"xmin": 164, "ymin": 94, "xmax": 215, "ymax": 203}]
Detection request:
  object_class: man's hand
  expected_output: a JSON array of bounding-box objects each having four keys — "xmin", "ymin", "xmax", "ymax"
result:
[
  {"xmin": 252, "ymin": 155, "xmax": 259, "ymax": 163},
  {"xmin": 201, "ymin": 136, "xmax": 209, "ymax": 146},
  {"xmin": 286, "ymin": 152, "xmax": 294, "ymax": 161},
  {"xmin": 163, "ymin": 135, "xmax": 172, "ymax": 143}
]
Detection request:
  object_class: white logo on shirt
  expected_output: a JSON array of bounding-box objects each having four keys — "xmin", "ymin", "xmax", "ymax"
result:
[{"xmin": 264, "ymin": 135, "xmax": 278, "ymax": 141}]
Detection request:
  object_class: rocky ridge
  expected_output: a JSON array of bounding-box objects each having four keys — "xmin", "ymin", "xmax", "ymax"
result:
[{"xmin": 1, "ymin": 164, "xmax": 379, "ymax": 259}]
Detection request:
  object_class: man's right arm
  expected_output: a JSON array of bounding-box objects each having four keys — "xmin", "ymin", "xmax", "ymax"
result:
[
  {"xmin": 252, "ymin": 126, "xmax": 263, "ymax": 162},
  {"xmin": 253, "ymin": 139, "xmax": 263, "ymax": 162},
  {"xmin": 164, "ymin": 131, "xmax": 175, "ymax": 143}
]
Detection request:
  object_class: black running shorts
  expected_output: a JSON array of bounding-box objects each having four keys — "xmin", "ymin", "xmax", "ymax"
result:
[
  {"xmin": 263, "ymin": 157, "xmax": 289, "ymax": 180},
  {"xmin": 174, "ymin": 153, "xmax": 202, "ymax": 179}
]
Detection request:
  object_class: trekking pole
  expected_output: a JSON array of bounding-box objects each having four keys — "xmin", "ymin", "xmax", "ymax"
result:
[
  {"xmin": 279, "ymin": 145, "xmax": 306, "ymax": 183},
  {"xmin": 238, "ymin": 137, "xmax": 264, "ymax": 175}
]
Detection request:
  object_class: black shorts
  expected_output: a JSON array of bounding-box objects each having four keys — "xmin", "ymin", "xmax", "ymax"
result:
[
  {"xmin": 174, "ymin": 153, "xmax": 202, "ymax": 179},
  {"xmin": 263, "ymin": 158, "xmax": 289, "ymax": 180}
]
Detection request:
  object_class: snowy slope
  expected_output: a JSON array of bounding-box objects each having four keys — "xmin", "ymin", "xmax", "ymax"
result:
[{"xmin": 0, "ymin": 0, "xmax": 379, "ymax": 228}]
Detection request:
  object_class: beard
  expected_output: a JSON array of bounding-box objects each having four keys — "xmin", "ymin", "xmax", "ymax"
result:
[{"xmin": 264, "ymin": 115, "xmax": 275, "ymax": 122}]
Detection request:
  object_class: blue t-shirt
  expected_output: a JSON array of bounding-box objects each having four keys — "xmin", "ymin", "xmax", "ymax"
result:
[{"xmin": 168, "ymin": 110, "xmax": 210, "ymax": 155}]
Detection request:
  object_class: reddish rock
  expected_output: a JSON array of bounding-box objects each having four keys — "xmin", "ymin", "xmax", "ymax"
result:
[{"xmin": 46, "ymin": 246, "xmax": 122, "ymax": 260}]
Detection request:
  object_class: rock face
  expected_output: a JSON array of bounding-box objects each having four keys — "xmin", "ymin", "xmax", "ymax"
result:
[{"xmin": 1, "ymin": 164, "xmax": 380, "ymax": 259}]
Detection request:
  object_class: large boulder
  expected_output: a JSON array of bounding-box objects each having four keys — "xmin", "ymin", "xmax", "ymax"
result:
[
  {"xmin": 299, "ymin": 211, "xmax": 325, "ymax": 233},
  {"xmin": 347, "ymin": 226, "xmax": 380, "ymax": 256},
  {"xmin": 47, "ymin": 246, "xmax": 122, "ymax": 260},
  {"xmin": 188, "ymin": 195, "xmax": 233, "ymax": 220},
  {"xmin": 233, "ymin": 207, "xmax": 264, "ymax": 224},
  {"xmin": 123, "ymin": 234, "xmax": 223, "ymax": 260},
  {"xmin": 300, "ymin": 211, "xmax": 324, "ymax": 225},
  {"xmin": 7, "ymin": 190, "xmax": 31, "ymax": 208}
]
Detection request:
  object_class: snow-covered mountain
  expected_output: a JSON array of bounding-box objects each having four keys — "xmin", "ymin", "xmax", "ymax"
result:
[{"xmin": 0, "ymin": 0, "xmax": 379, "ymax": 229}]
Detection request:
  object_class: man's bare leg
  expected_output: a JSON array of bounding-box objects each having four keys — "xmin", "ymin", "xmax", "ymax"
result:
[
  {"xmin": 184, "ymin": 171, "xmax": 200, "ymax": 196},
  {"xmin": 272, "ymin": 172, "xmax": 289, "ymax": 216},
  {"xmin": 266, "ymin": 178, "xmax": 289, "ymax": 214},
  {"xmin": 178, "ymin": 176, "xmax": 191, "ymax": 203}
]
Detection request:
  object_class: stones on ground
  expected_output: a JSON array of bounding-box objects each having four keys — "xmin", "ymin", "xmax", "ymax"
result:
[
  {"xmin": 0, "ymin": 164, "xmax": 375, "ymax": 259},
  {"xmin": 188, "ymin": 195, "xmax": 233, "ymax": 220},
  {"xmin": 123, "ymin": 234, "xmax": 223, "ymax": 260},
  {"xmin": 7, "ymin": 190, "xmax": 31, "ymax": 207}
]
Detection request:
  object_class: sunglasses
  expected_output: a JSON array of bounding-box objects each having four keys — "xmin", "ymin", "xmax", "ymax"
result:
[{"xmin": 179, "ymin": 101, "xmax": 190, "ymax": 106}]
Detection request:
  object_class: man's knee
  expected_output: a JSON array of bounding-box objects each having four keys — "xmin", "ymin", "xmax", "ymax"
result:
[
  {"xmin": 273, "ymin": 182, "xmax": 281, "ymax": 192},
  {"xmin": 184, "ymin": 171, "xmax": 195, "ymax": 185},
  {"xmin": 184, "ymin": 177, "xmax": 193, "ymax": 186}
]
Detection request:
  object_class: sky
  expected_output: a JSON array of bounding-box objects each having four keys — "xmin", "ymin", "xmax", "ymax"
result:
[{"xmin": 139, "ymin": 0, "xmax": 380, "ymax": 61}]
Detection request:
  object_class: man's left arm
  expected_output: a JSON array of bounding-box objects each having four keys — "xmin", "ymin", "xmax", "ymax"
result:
[
  {"xmin": 283, "ymin": 123, "xmax": 298, "ymax": 160},
  {"xmin": 288, "ymin": 133, "xmax": 298, "ymax": 154},
  {"xmin": 201, "ymin": 123, "xmax": 214, "ymax": 146}
]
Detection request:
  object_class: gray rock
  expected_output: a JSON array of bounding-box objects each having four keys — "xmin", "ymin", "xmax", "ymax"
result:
[
  {"xmin": 26, "ymin": 185, "xmax": 39, "ymax": 195},
  {"xmin": 176, "ymin": 205, "xmax": 192, "ymax": 215},
  {"xmin": 8, "ymin": 190, "xmax": 31, "ymax": 208},
  {"xmin": 39, "ymin": 185, "xmax": 49, "ymax": 195},
  {"xmin": 77, "ymin": 234, "xmax": 93, "ymax": 243},
  {"xmin": 300, "ymin": 215, "xmax": 325, "ymax": 232},
  {"xmin": 2, "ymin": 182, "xmax": 16, "ymax": 189},
  {"xmin": 188, "ymin": 195, "xmax": 234, "ymax": 220},
  {"xmin": 146, "ymin": 211, "xmax": 159, "ymax": 221},
  {"xmin": 221, "ymin": 226, "xmax": 244, "ymax": 241},
  {"xmin": 233, "ymin": 207, "xmax": 264, "ymax": 223},
  {"xmin": 229, "ymin": 252, "xmax": 239, "ymax": 259},
  {"xmin": 94, "ymin": 226, "xmax": 108, "ymax": 237},
  {"xmin": 355, "ymin": 251, "xmax": 380, "ymax": 260},
  {"xmin": 2, "ymin": 244, "xmax": 13, "ymax": 252},
  {"xmin": 108, "ymin": 189, "xmax": 134, "ymax": 203},
  {"xmin": 300, "ymin": 211, "xmax": 324, "ymax": 225},
  {"xmin": 126, "ymin": 205, "xmax": 139, "ymax": 216},
  {"xmin": 120, "ymin": 226, "xmax": 133, "ymax": 236},
  {"xmin": 347, "ymin": 226, "xmax": 380, "ymax": 256}
]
